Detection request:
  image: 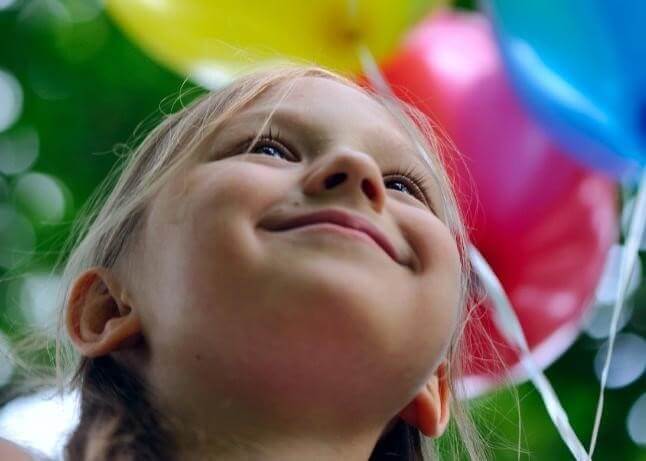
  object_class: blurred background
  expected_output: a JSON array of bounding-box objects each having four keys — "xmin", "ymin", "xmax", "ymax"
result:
[{"xmin": 0, "ymin": 0, "xmax": 645, "ymax": 459}]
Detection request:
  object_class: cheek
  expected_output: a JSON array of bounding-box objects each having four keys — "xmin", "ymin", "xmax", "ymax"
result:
[
  {"xmin": 433, "ymin": 225, "xmax": 462, "ymax": 316},
  {"xmin": 195, "ymin": 163, "xmax": 271, "ymax": 212},
  {"xmin": 185, "ymin": 164, "xmax": 281, "ymax": 265},
  {"xmin": 436, "ymin": 228, "xmax": 462, "ymax": 315},
  {"xmin": 408, "ymin": 220, "xmax": 463, "ymax": 355},
  {"xmin": 148, "ymin": 160, "xmax": 296, "ymax": 319},
  {"xmin": 137, "ymin": 164, "xmax": 269, "ymax": 331}
]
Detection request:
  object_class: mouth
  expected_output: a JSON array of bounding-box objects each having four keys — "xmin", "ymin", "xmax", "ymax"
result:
[{"xmin": 260, "ymin": 208, "xmax": 403, "ymax": 265}]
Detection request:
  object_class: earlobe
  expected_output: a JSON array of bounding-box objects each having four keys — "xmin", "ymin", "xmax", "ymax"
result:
[
  {"xmin": 397, "ymin": 360, "xmax": 452, "ymax": 438},
  {"xmin": 66, "ymin": 267, "xmax": 142, "ymax": 358}
]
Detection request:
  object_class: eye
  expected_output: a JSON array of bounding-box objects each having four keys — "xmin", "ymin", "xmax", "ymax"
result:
[
  {"xmin": 245, "ymin": 127, "xmax": 295, "ymax": 161},
  {"xmin": 384, "ymin": 165, "xmax": 434, "ymax": 209},
  {"xmin": 250, "ymin": 139, "xmax": 290, "ymax": 159}
]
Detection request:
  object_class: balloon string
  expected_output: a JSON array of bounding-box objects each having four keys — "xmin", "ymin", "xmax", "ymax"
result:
[
  {"xmin": 355, "ymin": 41, "xmax": 589, "ymax": 461},
  {"xmin": 356, "ymin": 43, "xmax": 394, "ymax": 98},
  {"xmin": 587, "ymin": 166, "xmax": 646, "ymax": 458},
  {"xmin": 469, "ymin": 246, "xmax": 591, "ymax": 461}
]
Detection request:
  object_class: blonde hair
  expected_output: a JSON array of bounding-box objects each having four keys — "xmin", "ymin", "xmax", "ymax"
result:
[{"xmin": 5, "ymin": 63, "xmax": 508, "ymax": 460}]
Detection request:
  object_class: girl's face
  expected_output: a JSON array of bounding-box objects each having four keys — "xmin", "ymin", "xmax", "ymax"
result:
[{"xmin": 129, "ymin": 76, "xmax": 462, "ymax": 442}]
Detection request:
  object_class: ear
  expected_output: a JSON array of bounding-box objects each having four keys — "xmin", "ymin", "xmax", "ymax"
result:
[
  {"xmin": 396, "ymin": 360, "xmax": 452, "ymax": 438},
  {"xmin": 65, "ymin": 267, "xmax": 142, "ymax": 358}
]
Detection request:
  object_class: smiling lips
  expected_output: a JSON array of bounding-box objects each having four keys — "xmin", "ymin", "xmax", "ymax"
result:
[{"xmin": 261, "ymin": 208, "xmax": 402, "ymax": 264}]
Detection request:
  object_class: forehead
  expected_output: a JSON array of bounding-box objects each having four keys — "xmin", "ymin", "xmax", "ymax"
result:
[
  {"xmin": 246, "ymin": 76, "xmax": 408, "ymax": 140},
  {"xmin": 255, "ymin": 76, "xmax": 399, "ymax": 124}
]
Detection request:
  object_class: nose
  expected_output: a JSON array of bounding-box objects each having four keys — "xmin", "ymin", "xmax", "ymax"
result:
[{"xmin": 302, "ymin": 149, "xmax": 386, "ymax": 212}]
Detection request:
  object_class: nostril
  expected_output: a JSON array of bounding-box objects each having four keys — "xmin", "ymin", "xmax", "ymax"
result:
[
  {"xmin": 324, "ymin": 173, "xmax": 346, "ymax": 189},
  {"xmin": 361, "ymin": 178, "xmax": 378, "ymax": 201}
]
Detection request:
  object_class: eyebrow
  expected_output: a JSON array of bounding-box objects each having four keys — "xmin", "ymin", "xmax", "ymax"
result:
[{"xmin": 222, "ymin": 107, "xmax": 442, "ymax": 212}]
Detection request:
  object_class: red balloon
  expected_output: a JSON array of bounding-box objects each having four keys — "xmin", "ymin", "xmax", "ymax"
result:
[{"xmin": 374, "ymin": 10, "xmax": 619, "ymax": 395}]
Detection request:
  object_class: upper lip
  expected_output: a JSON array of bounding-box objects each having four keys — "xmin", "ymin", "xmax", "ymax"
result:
[{"xmin": 260, "ymin": 208, "xmax": 402, "ymax": 264}]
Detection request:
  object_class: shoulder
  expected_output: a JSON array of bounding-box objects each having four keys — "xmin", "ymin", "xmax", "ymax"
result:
[{"xmin": 0, "ymin": 437, "xmax": 53, "ymax": 461}]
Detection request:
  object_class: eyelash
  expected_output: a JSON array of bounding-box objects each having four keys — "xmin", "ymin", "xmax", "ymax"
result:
[
  {"xmin": 384, "ymin": 164, "xmax": 433, "ymax": 206},
  {"xmin": 243, "ymin": 128, "xmax": 434, "ymax": 210}
]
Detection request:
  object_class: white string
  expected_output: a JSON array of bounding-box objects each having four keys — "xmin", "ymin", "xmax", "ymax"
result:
[
  {"xmin": 587, "ymin": 167, "xmax": 646, "ymax": 458},
  {"xmin": 469, "ymin": 246, "xmax": 591, "ymax": 461},
  {"xmin": 355, "ymin": 39, "xmax": 590, "ymax": 461}
]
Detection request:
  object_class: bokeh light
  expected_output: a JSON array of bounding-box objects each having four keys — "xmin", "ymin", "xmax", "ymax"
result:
[
  {"xmin": 0, "ymin": 203, "xmax": 36, "ymax": 270},
  {"xmin": 0, "ymin": 125, "xmax": 39, "ymax": 175},
  {"xmin": 189, "ymin": 62, "xmax": 235, "ymax": 90},
  {"xmin": 593, "ymin": 333, "xmax": 646, "ymax": 389},
  {"xmin": 18, "ymin": 272, "xmax": 62, "ymax": 333},
  {"xmin": 13, "ymin": 172, "xmax": 68, "ymax": 224},
  {"xmin": 594, "ymin": 243, "xmax": 642, "ymax": 305},
  {"xmin": 0, "ymin": 0, "xmax": 19, "ymax": 11},
  {"xmin": 0, "ymin": 68, "xmax": 23, "ymax": 133},
  {"xmin": 627, "ymin": 393, "xmax": 646, "ymax": 446},
  {"xmin": 583, "ymin": 300, "xmax": 634, "ymax": 340}
]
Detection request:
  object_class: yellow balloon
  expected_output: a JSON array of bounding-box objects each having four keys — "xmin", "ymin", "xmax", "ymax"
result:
[{"xmin": 105, "ymin": 0, "xmax": 446, "ymax": 85}]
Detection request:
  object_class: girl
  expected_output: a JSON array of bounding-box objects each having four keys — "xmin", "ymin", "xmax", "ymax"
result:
[{"xmin": 8, "ymin": 64, "xmax": 493, "ymax": 460}]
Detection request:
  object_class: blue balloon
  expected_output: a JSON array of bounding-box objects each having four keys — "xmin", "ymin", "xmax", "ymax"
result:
[{"xmin": 483, "ymin": 0, "xmax": 646, "ymax": 181}]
